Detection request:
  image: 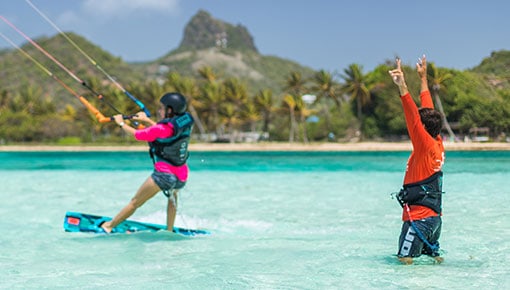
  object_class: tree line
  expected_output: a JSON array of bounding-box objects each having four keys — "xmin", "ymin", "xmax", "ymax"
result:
[{"xmin": 1, "ymin": 61, "xmax": 509, "ymax": 144}]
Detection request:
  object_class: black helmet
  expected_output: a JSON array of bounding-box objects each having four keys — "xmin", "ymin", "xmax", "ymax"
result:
[{"xmin": 160, "ymin": 92, "xmax": 187, "ymax": 115}]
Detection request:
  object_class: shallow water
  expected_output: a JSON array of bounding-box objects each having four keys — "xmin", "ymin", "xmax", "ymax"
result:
[{"xmin": 1, "ymin": 151, "xmax": 509, "ymax": 289}]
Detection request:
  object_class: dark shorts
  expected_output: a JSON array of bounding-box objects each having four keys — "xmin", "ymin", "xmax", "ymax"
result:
[
  {"xmin": 151, "ymin": 171, "xmax": 186, "ymax": 192},
  {"xmin": 398, "ymin": 215, "xmax": 442, "ymax": 258}
]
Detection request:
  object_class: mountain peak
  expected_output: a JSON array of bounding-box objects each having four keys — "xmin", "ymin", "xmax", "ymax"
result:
[{"xmin": 178, "ymin": 10, "xmax": 258, "ymax": 53}]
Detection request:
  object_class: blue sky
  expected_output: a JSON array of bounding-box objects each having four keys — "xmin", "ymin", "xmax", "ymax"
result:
[{"xmin": 1, "ymin": 0, "xmax": 509, "ymax": 74}]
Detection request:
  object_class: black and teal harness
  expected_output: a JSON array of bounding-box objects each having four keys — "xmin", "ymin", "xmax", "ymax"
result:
[
  {"xmin": 149, "ymin": 113, "xmax": 194, "ymax": 166},
  {"xmin": 397, "ymin": 171, "xmax": 444, "ymax": 254},
  {"xmin": 397, "ymin": 171, "xmax": 443, "ymax": 214},
  {"xmin": 148, "ymin": 113, "xmax": 194, "ymax": 197}
]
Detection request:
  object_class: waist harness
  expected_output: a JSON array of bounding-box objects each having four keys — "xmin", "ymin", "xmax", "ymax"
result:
[{"xmin": 397, "ymin": 171, "xmax": 444, "ymax": 214}]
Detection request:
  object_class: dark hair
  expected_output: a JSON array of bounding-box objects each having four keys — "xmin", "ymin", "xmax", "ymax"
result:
[{"xmin": 418, "ymin": 108, "xmax": 443, "ymax": 137}]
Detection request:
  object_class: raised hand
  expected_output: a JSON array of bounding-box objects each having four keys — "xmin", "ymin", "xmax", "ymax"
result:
[
  {"xmin": 416, "ymin": 55, "xmax": 427, "ymax": 80},
  {"xmin": 388, "ymin": 58, "xmax": 409, "ymax": 95},
  {"xmin": 389, "ymin": 58, "xmax": 405, "ymax": 86}
]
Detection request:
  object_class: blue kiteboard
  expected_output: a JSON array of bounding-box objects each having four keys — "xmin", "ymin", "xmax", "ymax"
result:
[{"xmin": 63, "ymin": 211, "xmax": 210, "ymax": 236}]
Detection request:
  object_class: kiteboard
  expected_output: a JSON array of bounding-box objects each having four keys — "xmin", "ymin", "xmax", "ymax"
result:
[{"xmin": 63, "ymin": 211, "xmax": 210, "ymax": 236}]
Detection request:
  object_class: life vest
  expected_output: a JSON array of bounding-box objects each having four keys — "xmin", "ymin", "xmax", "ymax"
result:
[
  {"xmin": 397, "ymin": 171, "xmax": 443, "ymax": 214},
  {"xmin": 149, "ymin": 113, "xmax": 194, "ymax": 166}
]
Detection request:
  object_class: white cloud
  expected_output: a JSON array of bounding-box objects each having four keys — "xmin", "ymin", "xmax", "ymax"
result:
[{"xmin": 82, "ymin": 0, "xmax": 180, "ymax": 17}]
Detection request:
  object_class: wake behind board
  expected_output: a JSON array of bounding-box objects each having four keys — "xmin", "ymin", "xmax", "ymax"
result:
[{"xmin": 64, "ymin": 211, "xmax": 210, "ymax": 237}]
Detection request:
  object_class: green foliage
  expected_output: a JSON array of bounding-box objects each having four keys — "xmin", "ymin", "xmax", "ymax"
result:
[
  {"xmin": 368, "ymin": 65, "xmax": 408, "ymax": 137},
  {"xmin": 361, "ymin": 117, "xmax": 380, "ymax": 139},
  {"xmin": 0, "ymin": 11, "xmax": 509, "ymax": 144},
  {"xmin": 0, "ymin": 33, "xmax": 143, "ymax": 110},
  {"xmin": 57, "ymin": 137, "xmax": 82, "ymax": 145},
  {"xmin": 0, "ymin": 111, "xmax": 38, "ymax": 142},
  {"xmin": 471, "ymin": 50, "xmax": 510, "ymax": 76}
]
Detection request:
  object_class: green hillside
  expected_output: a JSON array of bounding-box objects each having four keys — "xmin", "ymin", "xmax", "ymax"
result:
[
  {"xmin": 0, "ymin": 10, "xmax": 509, "ymax": 144},
  {"xmin": 132, "ymin": 10, "xmax": 315, "ymax": 96},
  {"xmin": 0, "ymin": 32, "xmax": 143, "ymax": 107},
  {"xmin": 0, "ymin": 10, "xmax": 314, "ymax": 104},
  {"xmin": 471, "ymin": 50, "xmax": 510, "ymax": 90}
]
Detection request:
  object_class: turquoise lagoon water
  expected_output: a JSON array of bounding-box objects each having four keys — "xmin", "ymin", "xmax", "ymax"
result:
[{"xmin": 0, "ymin": 150, "xmax": 509, "ymax": 289}]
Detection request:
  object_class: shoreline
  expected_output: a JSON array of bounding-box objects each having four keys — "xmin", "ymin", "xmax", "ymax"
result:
[{"xmin": 1, "ymin": 142, "xmax": 509, "ymax": 152}]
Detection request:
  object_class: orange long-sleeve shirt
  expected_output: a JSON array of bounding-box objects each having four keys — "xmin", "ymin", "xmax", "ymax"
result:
[{"xmin": 400, "ymin": 90, "xmax": 445, "ymax": 221}]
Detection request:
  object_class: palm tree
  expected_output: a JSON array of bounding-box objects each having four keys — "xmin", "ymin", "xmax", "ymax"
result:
[
  {"xmin": 340, "ymin": 64, "xmax": 370, "ymax": 140},
  {"xmin": 220, "ymin": 103, "xmax": 241, "ymax": 143},
  {"xmin": 197, "ymin": 66, "xmax": 218, "ymax": 83},
  {"xmin": 282, "ymin": 94, "xmax": 298, "ymax": 143},
  {"xmin": 311, "ymin": 70, "xmax": 341, "ymax": 106},
  {"xmin": 283, "ymin": 72, "xmax": 314, "ymax": 142},
  {"xmin": 222, "ymin": 78, "xmax": 248, "ymax": 108},
  {"xmin": 221, "ymin": 78, "xmax": 248, "ymax": 138},
  {"xmin": 254, "ymin": 89, "xmax": 275, "ymax": 133},
  {"xmin": 200, "ymin": 81, "xmax": 224, "ymax": 137},
  {"xmin": 428, "ymin": 63, "xmax": 456, "ymax": 141},
  {"xmin": 196, "ymin": 66, "xmax": 223, "ymax": 139},
  {"xmin": 242, "ymin": 101, "xmax": 261, "ymax": 132},
  {"xmin": 310, "ymin": 70, "xmax": 341, "ymax": 133},
  {"xmin": 284, "ymin": 71, "xmax": 307, "ymax": 97},
  {"xmin": 294, "ymin": 96, "xmax": 314, "ymax": 143}
]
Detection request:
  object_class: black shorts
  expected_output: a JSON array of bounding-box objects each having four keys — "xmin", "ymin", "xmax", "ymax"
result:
[
  {"xmin": 151, "ymin": 171, "xmax": 186, "ymax": 192},
  {"xmin": 398, "ymin": 215, "xmax": 442, "ymax": 258}
]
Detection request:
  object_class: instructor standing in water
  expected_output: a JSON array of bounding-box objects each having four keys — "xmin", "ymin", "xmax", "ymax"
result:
[
  {"xmin": 101, "ymin": 92, "xmax": 194, "ymax": 233},
  {"xmin": 389, "ymin": 56, "xmax": 445, "ymax": 265}
]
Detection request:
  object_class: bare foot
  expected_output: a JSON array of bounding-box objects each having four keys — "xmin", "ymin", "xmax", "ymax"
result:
[
  {"xmin": 100, "ymin": 221, "xmax": 112, "ymax": 233},
  {"xmin": 398, "ymin": 257, "xmax": 413, "ymax": 265},
  {"xmin": 433, "ymin": 256, "xmax": 444, "ymax": 264}
]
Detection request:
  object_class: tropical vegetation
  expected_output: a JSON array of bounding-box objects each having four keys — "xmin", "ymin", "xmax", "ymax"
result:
[
  {"xmin": 1, "ymin": 10, "xmax": 509, "ymax": 144},
  {"xmin": 1, "ymin": 57, "xmax": 510, "ymax": 145}
]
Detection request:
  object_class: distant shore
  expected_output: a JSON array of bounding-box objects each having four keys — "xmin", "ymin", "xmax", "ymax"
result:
[{"xmin": 1, "ymin": 142, "xmax": 509, "ymax": 152}]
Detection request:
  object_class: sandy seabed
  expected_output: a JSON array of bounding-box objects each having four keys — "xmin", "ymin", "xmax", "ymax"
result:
[{"xmin": 1, "ymin": 141, "xmax": 509, "ymax": 152}]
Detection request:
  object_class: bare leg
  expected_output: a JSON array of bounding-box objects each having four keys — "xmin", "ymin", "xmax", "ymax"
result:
[
  {"xmin": 433, "ymin": 256, "xmax": 444, "ymax": 264},
  {"xmin": 166, "ymin": 190, "xmax": 178, "ymax": 231},
  {"xmin": 101, "ymin": 176, "xmax": 160, "ymax": 233}
]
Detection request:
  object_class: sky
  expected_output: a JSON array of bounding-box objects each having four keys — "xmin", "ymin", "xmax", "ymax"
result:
[{"xmin": 1, "ymin": 0, "xmax": 509, "ymax": 75}]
